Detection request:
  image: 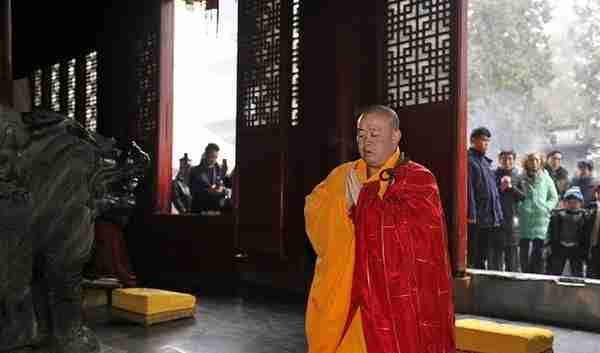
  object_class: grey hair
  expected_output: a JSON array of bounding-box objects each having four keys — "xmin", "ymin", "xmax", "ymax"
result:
[{"xmin": 357, "ymin": 104, "xmax": 400, "ymax": 130}]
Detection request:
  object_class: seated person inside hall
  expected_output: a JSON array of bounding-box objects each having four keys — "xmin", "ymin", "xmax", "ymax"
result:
[
  {"xmin": 172, "ymin": 153, "xmax": 193, "ymax": 214},
  {"xmin": 189, "ymin": 143, "xmax": 232, "ymax": 214}
]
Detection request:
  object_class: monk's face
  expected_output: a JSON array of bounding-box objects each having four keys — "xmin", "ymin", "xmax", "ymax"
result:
[{"xmin": 357, "ymin": 112, "xmax": 401, "ymax": 170}]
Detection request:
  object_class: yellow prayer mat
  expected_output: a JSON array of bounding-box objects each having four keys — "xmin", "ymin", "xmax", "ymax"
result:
[
  {"xmin": 111, "ymin": 288, "xmax": 196, "ymax": 316},
  {"xmin": 456, "ymin": 318, "xmax": 554, "ymax": 353}
]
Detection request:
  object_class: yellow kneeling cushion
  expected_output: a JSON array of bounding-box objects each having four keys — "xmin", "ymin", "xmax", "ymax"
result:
[
  {"xmin": 111, "ymin": 288, "xmax": 196, "ymax": 315},
  {"xmin": 456, "ymin": 319, "xmax": 553, "ymax": 353}
]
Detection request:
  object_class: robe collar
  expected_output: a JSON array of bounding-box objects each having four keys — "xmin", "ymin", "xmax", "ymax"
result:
[{"xmin": 353, "ymin": 148, "xmax": 401, "ymax": 197}]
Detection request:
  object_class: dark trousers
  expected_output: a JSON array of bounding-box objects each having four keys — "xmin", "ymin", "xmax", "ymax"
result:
[
  {"xmin": 588, "ymin": 246, "xmax": 600, "ymax": 279},
  {"xmin": 548, "ymin": 244, "xmax": 583, "ymax": 277},
  {"xmin": 495, "ymin": 227, "xmax": 520, "ymax": 272},
  {"xmin": 486, "ymin": 228, "xmax": 504, "ymax": 271},
  {"xmin": 504, "ymin": 246, "xmax": 519, "ymax": 272},
  {"xmin": 468, "ymin": 224, "xmax": 497, "ymax": 269},
  {"xmin": 519, "ymin": 239, "xmax": 545, "ymax": 274}
]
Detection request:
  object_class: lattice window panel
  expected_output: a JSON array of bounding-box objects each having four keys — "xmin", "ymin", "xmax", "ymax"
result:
[
  {"xmin": 238, "ymin": 0, "xmax": 281, "ymax": 128},
  {"xmin": 66, "ymin": 58, "xmax": 76, "ymax": 119},
  {"xmin": 385, "ymin": 0, "xmax": 452, "ymax": 108},
  {"xmin": 33, "ymin": 69, "xmax": 42, "ymax": 108},
  {"xmin": 134, "ymin": 33, "xmax": 159, "ymax": 149},
  {"xmin": 84, "ymin": 51, "xmax": 98, "ymax": 132},
  {"xmin": 50, "ymin": 63, "xmax": 61, "ymax": 112},
  {"xmin": 290, "ymin": 0, "xmax": 301, "ymax": 126}
]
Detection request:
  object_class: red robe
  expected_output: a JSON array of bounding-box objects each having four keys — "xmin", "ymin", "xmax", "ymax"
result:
[{"xmin": 346, "ymin": 161, "xmax": 455, "ymax": 353}]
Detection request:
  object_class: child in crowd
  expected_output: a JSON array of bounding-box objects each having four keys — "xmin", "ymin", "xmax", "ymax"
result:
[{"xmin": 547, "ymin": 187, "xmax": 589, "ymax": 277}]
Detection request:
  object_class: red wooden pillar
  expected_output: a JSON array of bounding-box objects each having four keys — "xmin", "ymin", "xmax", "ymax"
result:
[
  {"xmin": 453, "ymin": 0, "xmax": 469, "ymax": 276},
  {"xmin": 157, "ymin": 0, "xmax": 174, "ymax": 214},
  {"xmin": 0, "ymin": 0, "xmax": 12, "ymax": 108}
]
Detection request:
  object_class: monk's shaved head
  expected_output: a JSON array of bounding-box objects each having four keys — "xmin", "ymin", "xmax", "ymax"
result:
[{"xmin": 357, "ymin": 105, "xmax": 400, "ymax": 130}]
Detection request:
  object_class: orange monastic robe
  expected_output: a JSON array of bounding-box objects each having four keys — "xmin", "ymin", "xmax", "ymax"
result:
[{"xmin": 305, "ymin": 150, "xmax": 455, "ymax": 353}]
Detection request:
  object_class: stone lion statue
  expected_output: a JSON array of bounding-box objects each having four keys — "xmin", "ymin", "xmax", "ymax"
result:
[{"xmin": 0, "ymin": 110, "xmax": 149, "ymax": 353}]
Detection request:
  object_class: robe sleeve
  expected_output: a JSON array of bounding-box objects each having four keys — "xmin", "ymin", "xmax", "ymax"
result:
[
  {"xmin": 304, "ymin": 164, "xmax": 354, "ymax": 258},
  {"xmin": 304, "ymin": 163, "xmax": 366, "ymax": 353}
]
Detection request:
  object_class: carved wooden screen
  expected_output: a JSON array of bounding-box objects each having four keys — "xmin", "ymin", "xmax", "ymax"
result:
[
  {"xmin": 29, "ymin": 52, "xmax": 97, "ymax": 131},
  {"xmin": 33, "ymin": 68, "xmax": 42, "ymax": 108},
  {"xmin": 383, "ymin": 0, "xmax": 467, "ymax": 274},
  {"xmin": 66, "ymin": 58, "xmax": 76, "ymax": 120},
  {"xmin": 238, "ymin": 0, "xmax": 281, "ymax": 128},
  {"xmin": 385, "ymin": 0, "xmax": 451, "ymax": 107},
  {"xmin": 84, "ymin": 51, "xmax": 98, "ymax": 131},
  {"xmin": 290, "ymin": 0, "xmax": 301, "ymax": 126},
  {"xmin": 132, "ymin": 33, "xmax": 159, "ymax": 153},
  {"xmin": 50, "ymin": 63, "xmax": 60, "ymax": 112},
  {"xmin": 236, "ymin": 0, "xmax": 302, "ymax": 258}
]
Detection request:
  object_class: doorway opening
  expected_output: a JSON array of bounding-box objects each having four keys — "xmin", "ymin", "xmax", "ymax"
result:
[
  {"xmin": 171, "ymin": 0, "xmax": 238, "ymax": 215},
  {"xmin": 467, "ymin": 0, "xmax": 600, "ymax": 277}
]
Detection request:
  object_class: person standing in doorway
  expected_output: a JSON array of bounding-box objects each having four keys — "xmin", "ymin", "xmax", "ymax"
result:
[
  {"xmin": 468, "ymin": 127, "xmax": 503, "ymax": 269},
  {"xmin": 545, "ymin": 151, "xmax": 569, "ymax": 199},
  {"xmin": 571, "ymin": 160, "xmax": 597, "ymax": 208},
  {"xmin": 517, "ymin": 152, "xmax": 559, "ymax": 274},
  {"xmin": 494, "ymin": 150, "xmax": 525, "ymax": 272}
]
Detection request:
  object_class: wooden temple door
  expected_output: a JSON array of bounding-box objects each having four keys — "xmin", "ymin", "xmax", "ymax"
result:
[
  {"xmin": 235, "ymin": 0, "xmax": 306, "ymax": 288},
  {"xmin": 234, "ymin": 0, "xmax": 468, "ymax": 290},
  {"xmin": 381, "ymin": 0, "xmax": 468, "ymax": 274}
]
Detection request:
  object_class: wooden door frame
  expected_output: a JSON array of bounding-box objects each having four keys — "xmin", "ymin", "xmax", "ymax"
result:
[
  {"xmin": 453, "ymin": 0, "xmax": 469, "ymax": 276},
  {"xmin": 0, "ymin": 0, "xmax": 12, "ymax": 108},
  {"xmin": 157, "ymin": 0, "xmax": 174, "ymax": 214}
]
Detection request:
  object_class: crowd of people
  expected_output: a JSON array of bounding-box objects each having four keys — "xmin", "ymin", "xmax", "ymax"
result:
[
  {"xmin": 468, "ymin": 127, "xmax": 600, "ymax": 278},
  {"xmin": 171, "ymin": 143, "xmax": 234, "ymax": 214}
]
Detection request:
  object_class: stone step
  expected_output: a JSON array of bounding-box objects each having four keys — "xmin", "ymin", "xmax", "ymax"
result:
[{"xmin": 82, "ymin": 277, "xmax": 122, "ymax": 308}]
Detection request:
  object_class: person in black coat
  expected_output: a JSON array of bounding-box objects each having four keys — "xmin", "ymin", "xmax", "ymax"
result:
[
  {"xmin": 189, "ymin": 143, "xmax": 230, "ymax": 213},
  {"xmin": 547, "ymin": 187, "xmax": 588, "ymax": 277},
  {"xmin": 171, "ymin": 153, "xmax": 192, "ymax": 214},
  {"xmin": 467, "ymin": 127, "xmax": 504, "ymax": 270},
  {"xmin": 571, "ymin": 160, "xmax": 598, "ymax": 208},
  {"xmin": 544, "ymin": 150, "xmax": 569, "ymax": 199},
  {"xmin": 585, "ymin": 185, "xmax": 600, "ymax": 279},
  {"xmin": 493, "ymin": 150, "xmax": 525, "ymax": 272}
]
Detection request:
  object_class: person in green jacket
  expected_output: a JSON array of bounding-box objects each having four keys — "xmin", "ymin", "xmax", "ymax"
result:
[{"xmin": 517, "ymin": 152, "xmax": 559, "ymax": 274}]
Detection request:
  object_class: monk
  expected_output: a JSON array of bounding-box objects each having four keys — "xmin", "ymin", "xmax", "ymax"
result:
[{"xmin": 305, "ymin": 105, "xmax": 455, "ymax": 353}]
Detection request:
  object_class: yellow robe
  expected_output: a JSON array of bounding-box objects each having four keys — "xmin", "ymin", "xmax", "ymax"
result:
[{"xmin": 304, "ymin": 150, "xmax": 400, "ymax": 353}]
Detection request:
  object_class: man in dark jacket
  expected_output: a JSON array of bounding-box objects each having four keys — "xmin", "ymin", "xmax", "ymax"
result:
[
  {"xmin": 571, "ymin": 160, "xmax": 598, "ymax": 208},
  {"xmin": 545, "ymin": 151, "xmax": 569, "ymax": 199},
  {"xmin": 494, "ymin": 150, "xmax": 525, "ymax": 272},
  {"xmin": 189, "ymin": 143, "xmax": 230, "ymax": 213},
  {"xmin": 468, "ymin": 127, "xmax": 503, "ymax": 269},
  {"xmin": 585, "ymin": 185, "xmax": 600, "ymax": 279}
]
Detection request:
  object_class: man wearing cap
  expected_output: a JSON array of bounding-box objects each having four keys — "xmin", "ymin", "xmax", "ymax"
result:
[
  {"xmin": 468, "ymin": 127, "xmax": 503, "ymax": 270},
  {"xmin": 547, "ymin": 186, "xmax": 588, "ymax": 277},
  {"xmin": 571, "ymin": 160, "xmax": 597, "ymax": 208}
]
